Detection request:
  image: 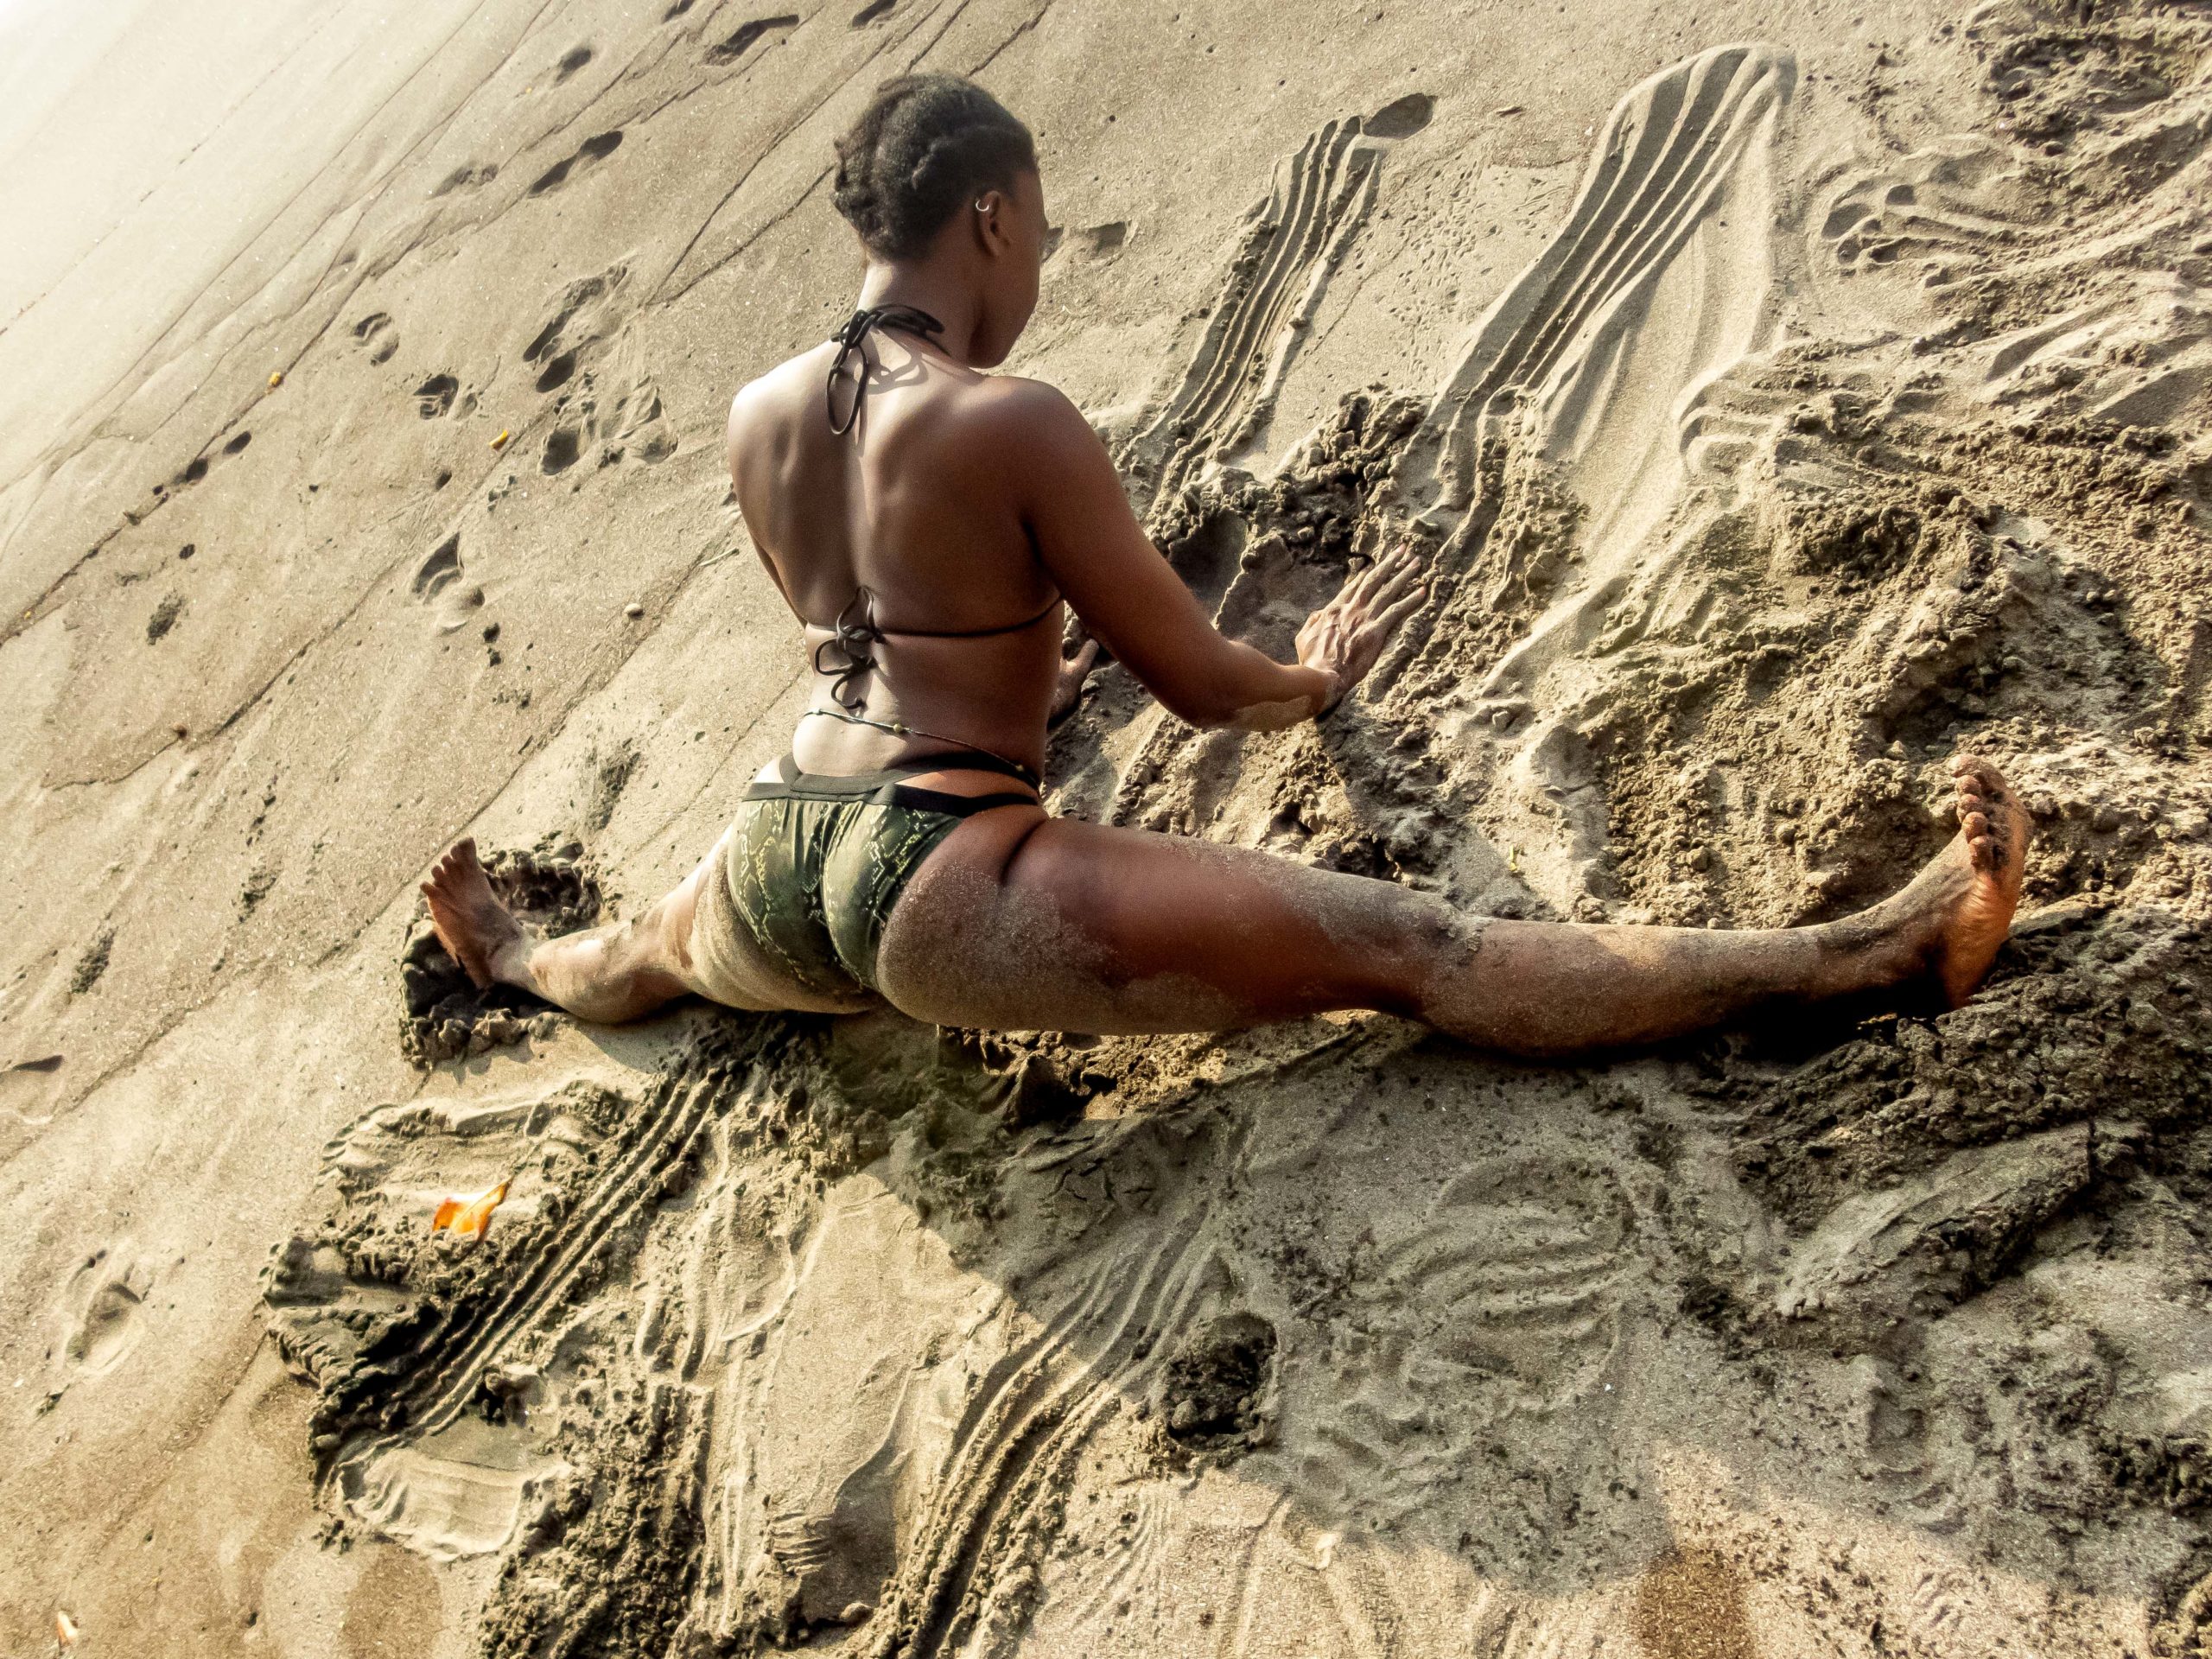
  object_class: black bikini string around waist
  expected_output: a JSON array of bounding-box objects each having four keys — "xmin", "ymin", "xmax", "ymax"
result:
[{"xmin": 744, "ymin": 750, "xmax": 1041, "ymax": 819}]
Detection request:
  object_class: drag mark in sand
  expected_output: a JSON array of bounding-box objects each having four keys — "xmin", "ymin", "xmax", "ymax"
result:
[
  {"xmin": 1405, "ymin": 44, "xmax": 1796, "ymax": 516},
  {"xmin": 1118, "ymin": 118, "xmax": 1389, "ymax": 514}
]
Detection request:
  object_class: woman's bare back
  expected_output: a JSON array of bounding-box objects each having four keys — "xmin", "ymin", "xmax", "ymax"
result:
[{"xmin": 725, "ymin": 330, "xmax": 1067, "ymax": 781}]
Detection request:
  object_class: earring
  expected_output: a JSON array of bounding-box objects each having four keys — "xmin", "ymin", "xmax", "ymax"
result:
[{"xmin": 975, "ymin": 199, "xmax": 990, "ymax": 212}]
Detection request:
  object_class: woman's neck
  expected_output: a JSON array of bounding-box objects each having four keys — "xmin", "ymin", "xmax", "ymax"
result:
[{"xmin": 855, "ymin": 264, "xmax": 982, "ymax": 365}]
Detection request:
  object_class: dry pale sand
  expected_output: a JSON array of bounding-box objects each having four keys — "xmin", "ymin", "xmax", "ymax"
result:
[{"xmin": 5, "ymin": 0, "xmax": 2212, "ymax": 1655}]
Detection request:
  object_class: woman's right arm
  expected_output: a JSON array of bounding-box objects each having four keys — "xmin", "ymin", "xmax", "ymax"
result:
[{"xmin": 996, "ymin": 381, "xmax": 1424, "ymax": 730}]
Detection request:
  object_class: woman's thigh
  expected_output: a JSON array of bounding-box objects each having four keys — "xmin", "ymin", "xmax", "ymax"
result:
[
  {"xmin": 664, "ymin": 827, "xmax": 873, "ymax": 1015},
  {"xmin": 873, "ymin": 809, "xmax": 1465, "ymax": 1033}
]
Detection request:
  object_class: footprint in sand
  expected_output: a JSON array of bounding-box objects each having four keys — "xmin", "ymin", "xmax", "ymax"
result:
[
  {"xmin": 527, "ymin": 130, "xmax": 624, "ymax": 197},
  {"xmin": 534, "ymin": 351, "xmax": 575, "ymax": 392},
  {"xmin": 411, "ymin": 534, "xmax": 486, "ymax": 632},
  {"xmin": 705, "ymin": 15, "xmax": 797, "ymax": 61},
  {"xmin": 542, "ymin": 428, "xmax": 582, "ymax": 475},
  {"xmin": 1063, "ymin": 221, "xmax": 1127, "ymax": 264},
  {"xmin": 54, "ymin": 1243, "xmax": 154, "ymax": 1380},
  {"xmin": 144, "ymin": 593, "xmax": 183, "ymax": 643},
  {"xmin": 1818, "ymin": 137, "xmax": 2028, "ymax": 282},
  {"xmin": 433, "ymin": 162, "xmax": 499, "ymax": 197},
  {"xmin": 524, "ymin": 265, "xmax": 628, "ymax": 371},
  {"xmin": 1363, "ymin": 92, "xmax": 1434, "ymax": 138},
  {"xmin": 353, "ymin": 311, "xmax": 398, "ymax": 365},
  {"xmin": 415, "ymin": 373, "xmax": 460, "ymax": 419},
  {"xmin": 537, "ymin": 361, "xmax": 675, "ymax": 477}
]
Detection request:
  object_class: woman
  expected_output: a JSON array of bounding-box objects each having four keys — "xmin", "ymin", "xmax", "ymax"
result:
[{"xmin": 423, "ymin": 74, "xmax": 2027, "ymax": 1053}]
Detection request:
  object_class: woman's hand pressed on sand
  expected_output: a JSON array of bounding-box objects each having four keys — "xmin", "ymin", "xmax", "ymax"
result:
[
  {"xmin": 1048, "ymin": 636, "xmax": 1101, "ymax": 725},
  {"xmin": 1296, "ymin": 543, "xmax": 1427, "ymax": 713}
]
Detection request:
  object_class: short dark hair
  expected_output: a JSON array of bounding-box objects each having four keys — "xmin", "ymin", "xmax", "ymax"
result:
[{"xmin": 831, "ymin": 74, "xmax": 1037, "ymax": 261}]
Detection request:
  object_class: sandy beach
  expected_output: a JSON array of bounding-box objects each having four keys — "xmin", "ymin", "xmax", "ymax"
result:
[{"xmin": 4, "ymin": 0, "xmax": 2212, "ymax": 1653}]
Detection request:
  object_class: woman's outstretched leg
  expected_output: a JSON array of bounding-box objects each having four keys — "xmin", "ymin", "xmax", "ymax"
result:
[
  {"xmin": 420, "ymin": 836, "xmax": 708, "ymax": 1023},
  {"xmin": 874, "ymin": 756, "xmax": 2029, "ymax": 1053}
]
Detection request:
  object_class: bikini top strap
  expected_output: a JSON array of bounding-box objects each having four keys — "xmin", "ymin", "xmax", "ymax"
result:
[
  {"xmin": 871, "ymin": 594, "xmax": 1061, "ymax": 639},
  {"xmin": 825, "ymin": 303, "xmax": 945, "ymax": 436},
  {"xmin": 807, "ymin": 586, "xmax": 1061, "ymax": 710}
]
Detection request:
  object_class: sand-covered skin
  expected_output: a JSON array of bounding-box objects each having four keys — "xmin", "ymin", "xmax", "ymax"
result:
[{"xmin": 6, "ymin": 0, "xmax": 2212, "ymax": 1654}]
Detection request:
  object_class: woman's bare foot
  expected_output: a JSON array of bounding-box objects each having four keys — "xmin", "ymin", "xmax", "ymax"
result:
[
  {"xmin": 420, "ymin": 838, "xmax": 532, "ymax": 991},
  {"xmin": 1862, "ymin": 754, "xmax": 2031, "ymax": 1006}
]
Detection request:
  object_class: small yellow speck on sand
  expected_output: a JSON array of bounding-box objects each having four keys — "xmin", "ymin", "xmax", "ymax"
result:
[
  {"xmin": 492, "ymin": 429, "xmax": 511, "ymax": 449},
  {"xmin": 268, "ymin": 371, "xmax": 283, "ymax": 387}
]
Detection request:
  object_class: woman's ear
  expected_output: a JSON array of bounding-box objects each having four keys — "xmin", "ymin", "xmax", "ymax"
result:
[{"xmin": 972, "ymin": 188, "xmax": 1008, "ymax": 253}]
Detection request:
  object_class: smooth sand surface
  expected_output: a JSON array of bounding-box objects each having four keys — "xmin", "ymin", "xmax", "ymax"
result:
[{"xmin": 6, "ymin": 1, "xmax": 2212, "ymax": 1654}]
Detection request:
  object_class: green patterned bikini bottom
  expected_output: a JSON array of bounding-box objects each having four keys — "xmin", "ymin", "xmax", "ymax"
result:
[{"xmin": 715, "ymin": 752, "xmax": 1039, "ymax": 1001}]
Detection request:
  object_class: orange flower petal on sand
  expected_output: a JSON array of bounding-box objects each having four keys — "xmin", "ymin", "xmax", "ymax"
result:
[
  {"xmin": 55, "ymin": 1609, "xmax": 79, "ymax": 1647},
  {"xmin": 432, "ymin": 1181, "xmax": 509, "ymax": 1239}
]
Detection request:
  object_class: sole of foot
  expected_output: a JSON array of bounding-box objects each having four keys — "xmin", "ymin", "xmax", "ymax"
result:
[
  {"xmin": 420, "ymin": 836, "xmax": 524, "ymax": 990},
  {"xmin": 1931, "ymin": 753, "xmax": 2030, "ymax": 1006}
]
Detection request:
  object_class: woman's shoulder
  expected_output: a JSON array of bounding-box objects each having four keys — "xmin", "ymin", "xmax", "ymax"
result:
[
  {"xmin": 728, "ymin": 347, "xmax": 831, "ymax": 422},
  {"xmin": 724, "ymin": 347, "xmax": 836, "ymax": 467},
  {"xmin": 953, "ymin": 372, "xmax": 1097, "ymax": 457}
]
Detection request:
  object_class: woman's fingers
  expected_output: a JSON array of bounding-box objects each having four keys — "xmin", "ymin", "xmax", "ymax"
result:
[
  {"xmin": 1337, "ymin": 558, "xmax": 1382, "ymax": 608},
  {"xmin": 1371, "ymin": 583, "xmax": 1424, "ymax": 637},
  {"xmin": 1366, "ymin": 558, "xmax": 1421, "ymax": 612},
  {"xmin": 1351, "ymin": 588, "xmax": 1426, "ymax": 658},
  {"xmin": 1377, "ymin": 583, "xmax": 1426, "ymax": 632},
  {"xmin": 1346, "ymin": 557, "xmax": 1420, "ymax": 626},
  {"xmin": 1049, "ymin": 638, "xmax": 1103, "ymax": 721},
  {"xmin": 1321, "ymin": 543, "xmax": 1427, "ymax": 653},
  {"xmin": 1338, "ymin": 546, "xmax": 1413, "ymax": 612}
]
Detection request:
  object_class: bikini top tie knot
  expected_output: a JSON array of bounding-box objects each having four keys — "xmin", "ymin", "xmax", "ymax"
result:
[
  {"xmin": 813, "ymin": 585, "xmax": 888, "ymax": 710},
  {"xmin": 825, "ymin": 303, "xmax": 944, "ymax": 435}
]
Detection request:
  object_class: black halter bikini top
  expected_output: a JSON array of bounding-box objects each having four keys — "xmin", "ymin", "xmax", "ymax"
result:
[{"xmin": 803, "ymin": 306, "xmax": 1061, "ymax": 784}]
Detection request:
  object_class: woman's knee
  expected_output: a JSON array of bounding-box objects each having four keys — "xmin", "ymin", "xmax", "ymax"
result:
[{"xmin": 1359, "ymin": 888, "xmax": 1480, "ymax": 1014}]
